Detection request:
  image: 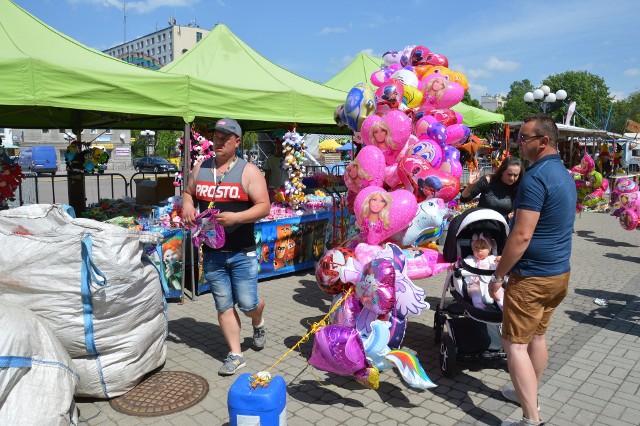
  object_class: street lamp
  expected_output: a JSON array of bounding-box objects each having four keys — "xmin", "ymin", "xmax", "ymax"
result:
[
  {"xmin": 140, "ymin": 130, "xmax": 156, "ymax": 156},
  {"xmin": 524, "ymin": 85, "xmax": 568, "ymax": 114}
]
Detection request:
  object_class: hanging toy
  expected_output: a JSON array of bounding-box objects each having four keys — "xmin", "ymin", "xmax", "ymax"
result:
[{"xmin": 281, "ymin": 129, "xmax": 308, "ymax": 209}]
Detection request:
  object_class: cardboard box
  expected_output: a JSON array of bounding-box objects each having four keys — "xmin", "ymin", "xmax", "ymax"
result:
[{"xmin": 135, "ymin": 177, "xmax": 177, "ymax": 205}]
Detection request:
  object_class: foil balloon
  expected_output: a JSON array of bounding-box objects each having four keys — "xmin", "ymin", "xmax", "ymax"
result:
[
  {"xmin": 451, "ymin": 71, "xmax": 469, "ymax": 91},
  {"xmin": 343, "ymin": 145, "xmax": 385, "ymax": 193},
  {"xmin": 354, "ymin": 186, "xmax": 418, "ymax": 245},
  {"xmin": 370, "ymin": 64, "xmax": 402, "ymax": 87},
  {"xmin": 361, "ymin": 111, "xmax": 411, "ymax": 166},
  {"xmin": 384, "ymin": 164, "xmax": 402, "ymax": 189},
  {"xmin": 409, "ymin": 45, "xmax": 431, "ymax": 66},
  {"xmin": 423, "ymin": 52, "xmax": 448, "ymax": 68},
  {"xmin": 414, "ymin": 114, "xmax": 437, "ymax": 139},
  {"xmin": 426, "ymin": 122, "xmax": 448, "ymax": 146},
  {"xmin": 309, "ymin": 325, "xmax": 367, "ymax": 376},
  {"xmin": 375, "ymin": 79, "xmax": 404, "ymax": 115},
  {"xmin": 430, "ymin": 109, "xmax": 458, "ymax": 127},
  {"xmin": 354, "ymin": 242, "xmax": 382, "ymax": 267},
  {"xmin": 387, "ymin": 315, "xmax": 407, "ymax": 349},
  {"xmin": 353, "ymin": 366, "xmax": 380, "ymax": 390},
  {"xmin": 619, "ymin": 208, "xmax": 639, "ymax": 231},
  {"xmin": 334, "ymin": 104, "xmax": 347, "ymax": 127},
  {"xmin": 402, "ymin": 85, "xmax": 424, "ymax": 109},
  {"xmin": 385, "ymin": 349, "xmax": 436, "ymax": 389},
  {"xmin": 316, "ymin": 247, "xmax": 359, "ymax": 295},
  {"xmin": 391, "ymin": 198, "xmax": 448, "ymax": 247},
  {"xmin": 329, "ymin": 291, "xmax": 363, "ymax": 328},
  {"xmin": 409, "ymin": 138, "xmax": 443, "ymax": 168},
  {"xmin": 362, "ymin": 320, "xmax": 393, "ymax": 371},
  {"xmin": 439, "ymin": 145, "xmax": 463, "ymax": 178},
  {"xmin": 344, "ymin": 83, "xmax": 376, "ymax": 132},
  {"xmin": 391, "ymin": 69, "xmax": 419, "ymax": 88},
  {"xmin": 446, "ymin": 124, "xmax": 471, "ymax": 146},
  {"xmin": 398, "ymin": 156, "xmax": 461, "ymax": 203},
  {"xmin": 402, "ymin": 247, "xmax": 451, "ymax": 280},
  {"xmin": 382, "ymin": 50, "xmax": 402, "ymax": 66},
  {"xmin": 421, "ymin": 74, "xmax": 465, "ymax": 110},
  {"xmin": 399, "ymin": 45, "xmax": 416, "ymax": 67},
  {"xmin": 355, "ymin": 258, "xmax": 396, "ymax": 315}
]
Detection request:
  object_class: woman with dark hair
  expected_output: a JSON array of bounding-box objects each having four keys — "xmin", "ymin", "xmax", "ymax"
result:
[{"xmin": 459, "ymin": 156, "xmax": 524, "ymax": 220}]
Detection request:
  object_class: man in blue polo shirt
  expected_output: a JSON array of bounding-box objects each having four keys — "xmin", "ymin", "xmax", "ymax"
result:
[{"xmin": 489, "ymin": 114, "xmax": 576, "ymax": 426}]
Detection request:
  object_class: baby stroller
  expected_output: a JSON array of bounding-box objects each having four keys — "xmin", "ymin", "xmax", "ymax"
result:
[{"xmin": 434, "ymin": 207, "xmax": 509, "ymax": 378}]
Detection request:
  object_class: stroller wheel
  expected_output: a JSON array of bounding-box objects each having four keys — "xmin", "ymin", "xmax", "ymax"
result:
[
  {"xmin": 433, "ymin": 309, "xmax": 444, "ymax": 344},
  {"xmin": 440, "ymin": 333, "xmax": 456, "ymax": 378}
]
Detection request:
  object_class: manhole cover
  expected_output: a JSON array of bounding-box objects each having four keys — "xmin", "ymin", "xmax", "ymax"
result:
[{"xmin": 109, "ymin": 371, "xmax": 209, "ymax": 417}]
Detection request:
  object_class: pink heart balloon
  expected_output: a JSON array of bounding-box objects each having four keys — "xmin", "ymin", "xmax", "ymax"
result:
[
  {"xmin": 402, "ymin": 247, "xmax": 451, "ymax": 280},
  {"xmin": 370, "ymin": 64, "xmax": 402, "ymax": 87},
  {"xmin": 446, "ymin": 124, "xmax": 471, "ymax": 146},
  {"xmin": 421, "ymin": 74, "xmax": 465, "ymax": 110},
  {"xmin": 343, "ymin": 145, "xmax": 385, "ymax": 193},
  {"xmin": 355, "ymin": 259, "xmax": 396, "ymax": 315},
  {"xmin": 309, "ymin": 325, "xmax": 367, "ymax": 376},
  {"xmin": 384, "ymin": 164, "xmax": 401, "ymax": 189},
  {"xmin": 354, "ymin": 242, "xmax": 382, "ymax": 266},
  {"xmin": 361, "ymin": 111, "xmax": 411, "ymax": 166},
  {"xmin": 354, "ymin": 186, "xmax": 418, "ymax": 245},
  {"xmin": 398, "ymin": 156, "xmax": 461, "ymax": 203}
]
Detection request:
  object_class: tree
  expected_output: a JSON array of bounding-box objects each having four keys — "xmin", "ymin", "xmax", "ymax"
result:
[
  {"xmin": 543, "ymin": 71, "xmax": 610, "ymax": 127},
  {"xmin": 462, "ymin": 92, "xmax": 482, "ymax": 109},
  {"xmin": 156, "ymin": 130, "xmax": 182, "ymax": 157},
  {"xmin": 500, "ymin": 72, "xmax": 613, "ymax": 128},
  {"xmin": 499, "ymin": 79, "xmax": 539, "ymax": 121},
  {"xmin": 609, "ymin": 90, "xmax": 640, "ymax": 134}
]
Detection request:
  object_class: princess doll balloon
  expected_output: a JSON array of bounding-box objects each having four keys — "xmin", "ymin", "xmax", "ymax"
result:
[{"xmin": 360, "ymin": 190, "xmax": 393, "ymax": 241}]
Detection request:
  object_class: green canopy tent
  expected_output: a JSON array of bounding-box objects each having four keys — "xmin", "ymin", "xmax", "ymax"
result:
[
  {"xmin": 0, "ymin": 0, "xmax": 196, "ymax": 130},
  {"xmin": 161, "ymin": 24, "xmax": 348, "ymax": 134},
  {"xmin": 324, "ymin": 52, "xmax": 504, "ymax": 128},
  {"xmin": 324, "ymin": 52, "xmax": 382, "ymax": 92}
]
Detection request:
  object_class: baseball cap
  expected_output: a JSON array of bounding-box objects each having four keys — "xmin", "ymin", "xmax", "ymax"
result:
[{"xmin": 213, "ymin": 118, "xmax": 242, "ymax": 138}]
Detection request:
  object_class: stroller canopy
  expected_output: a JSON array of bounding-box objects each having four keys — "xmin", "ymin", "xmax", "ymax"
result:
[{"xmin": 443, "ymin": 208, "xmax": 509, "ymax": 262}]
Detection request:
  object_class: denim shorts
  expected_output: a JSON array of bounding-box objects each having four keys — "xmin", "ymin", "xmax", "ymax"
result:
[{"xmin": 202, "ymin": 250, "xmax": 259, "ymax": 313}]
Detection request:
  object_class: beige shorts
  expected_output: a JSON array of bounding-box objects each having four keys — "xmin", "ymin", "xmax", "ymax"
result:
[{"xmin": 502, "ymin": 271, "xmax": 570, "ymax": 344}]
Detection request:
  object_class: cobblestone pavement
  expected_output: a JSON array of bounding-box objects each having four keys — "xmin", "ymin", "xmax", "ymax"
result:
[{"xmin": 76, "ymin": 211, "xmax": 640, "ymax": 425}]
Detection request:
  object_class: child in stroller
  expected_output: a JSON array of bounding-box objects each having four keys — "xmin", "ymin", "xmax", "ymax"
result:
[
  {"xmin": 461, "ymin": 232, "xmax": 504, "ymax": 310},
  {"xmin": 434, "ymin": 207, "xmax": 509, "ymax": 378}
]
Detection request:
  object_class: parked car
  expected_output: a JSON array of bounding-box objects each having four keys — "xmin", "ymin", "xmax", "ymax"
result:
[
  {"xmin": 134, "ymin": 156, "xmax": 179, "ymax": 173},
  {"xmin": 31, "ymin": 145, "xmax": 59, "ymax": 174}
]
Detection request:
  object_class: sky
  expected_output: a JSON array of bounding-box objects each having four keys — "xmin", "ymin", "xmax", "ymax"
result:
[{"xmin": 12, "ymin": 0, "xmax": 640, "ymax": 102}]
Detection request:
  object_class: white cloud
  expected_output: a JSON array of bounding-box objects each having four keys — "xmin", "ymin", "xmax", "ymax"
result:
[
  {"xmin": 484, "ymin": 56, "xmax": 519, "ymax": 72},
  {"xmin": 624, "ymin": 68, "xmax": 640, "ymax": 77},
  {"xmin": 317, "ymin": 26, "xmax": 348, "ymax": 36},
  {"xmin": 68, "ymin": 0, "xmax": 198, "ymax": 14},
  {"xmin": 466, "ymin": 68, "xmax": 491, "ymax": 79},
  {"xmin": 468, "ymin": 83, "xmax": 488, "ymax": 100}
]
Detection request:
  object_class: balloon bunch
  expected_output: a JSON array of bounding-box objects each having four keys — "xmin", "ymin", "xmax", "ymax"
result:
[
  {"xmin": 281, "ymin": 130, "xmax": 307, "ymax": 209},
  {"xmin": 610, "ymin": 177, "xmax": 640, "ymax": 231},
  {"xmin": 0, "ymin": 145, "xmax": 24, "ymax": 209},
  {"xmin": 570, "ymin": 154, "xmax": 608, "ymax": 211},
  {"xmin": 174, "ymin": 130, "xmax": 214, "ymax": 187},
  {"xmin": 337, "ymin": 43, "xmax": 469, "ymax": 225},
  {"xmin": 311, "ymin": 243, "xmax": 438, "ymax": 390}
]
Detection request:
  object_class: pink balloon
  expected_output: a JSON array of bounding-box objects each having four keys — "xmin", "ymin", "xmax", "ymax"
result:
[
  {"xmin": 426, "ymin": 122, "xmax": 448, "ymax": 146},
  {"xmin": 330, "ymin": 291, "xmax": 363, "ymax": 328},
  {"xmin": 408, "ymin": 138, "xmax": 443, "ymax": 168},
  {"xmin": 384, "ymin": 164, "xmax": 402, "ymax": 189},
  {"xmin": 361, "ymin": 111, "xmax": 411, "ymax": 166},
  {"xmin": 439, "ymin": 145, "xmax": 463, "ymax": 178},
  {"xmin": 409, "ymin": 45, "xmax": 431, "ymax": 66},
  {"xmin": 398, "ymin": 156, "xmax": 461, "ymax": 203},
  {"xmin": 309, "ymin": 325, "xmax": 367, "ymax": 376},
  {"xmin": 354, "ymin": 186, "xmax": 418, "ymax": 245},
  {"xmin": 455, "ymin": 112, "xmax": 464, "ymax": 124},
  {"xmin": 370, "ymin": 64, "xmax": 401, "ymax": 87},
  {"xmin": 402, "ymin": 247, "xmax": 451, "ymax": 279},
  {"xmin": 430, "ymin": 109, "xmax": 458, "ymax": 127},
  {"xmin": 414, "ymin": 115, "xmax": 437, "ymax": 139},
  {"xmin": 424, "ymin": 52, "xmax": 448, "ymax": 67},
  {"xmin": 619, "ymin": 208, "xmax": 639, "ymax": 231},
  {"xmin": 343, "ymin": 145, "xmax": 385, "ymax": 193},
  {"xmin": 421, "ymin": 74, "xmax": 465, "ymax": 110},
  {"xmin": 445, "ymin": 124, "xmax": 471, "ymax": 146},
  {"xmin": 355, "ymin": 259, "xmax": 396, "ymax": 315}
]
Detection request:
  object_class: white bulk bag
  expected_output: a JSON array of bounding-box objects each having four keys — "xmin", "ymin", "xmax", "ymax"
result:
[
  {"xmin": 0, "ymin": 204, "xmax": 168, "ymax": 398},
  {"xmin": 0, "ymin": 301, "xmax": 79, "ymax": 426}
]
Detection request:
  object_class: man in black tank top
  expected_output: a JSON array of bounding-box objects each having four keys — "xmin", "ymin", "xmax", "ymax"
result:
[{"xmin": 183, "ymin": 118, "xmax": 271, "ymax": 376}]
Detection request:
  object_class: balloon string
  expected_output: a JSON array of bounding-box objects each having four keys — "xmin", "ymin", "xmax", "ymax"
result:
[{"xmin": 249, "ymin": 286, "xmax": 354, "ymax": 388}]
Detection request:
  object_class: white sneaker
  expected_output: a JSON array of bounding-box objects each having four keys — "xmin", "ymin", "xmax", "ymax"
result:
[{"xmin": 501, "ymin": 385, "xmax": 540, "ymax": 411}]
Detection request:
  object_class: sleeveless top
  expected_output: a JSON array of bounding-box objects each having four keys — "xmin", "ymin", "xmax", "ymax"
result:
[{"xmin": 194, "ymin": 157, "xmax": 256, "ymax": 252}]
